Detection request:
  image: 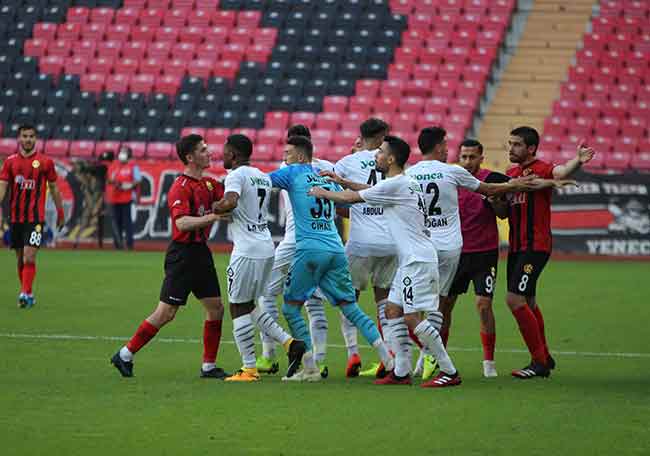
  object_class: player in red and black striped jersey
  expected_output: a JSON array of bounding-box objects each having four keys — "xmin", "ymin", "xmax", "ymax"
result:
[
  {"xmin": 501, "ymin": 126, "xmax": 595, "ymax": 379},
  {"xmin": 111, "ymin": 134, "xmax": 230, "ymax": 379},
  {"xmin": 0, "ymin": 125, "xmax": 65, "ymax": 308}
]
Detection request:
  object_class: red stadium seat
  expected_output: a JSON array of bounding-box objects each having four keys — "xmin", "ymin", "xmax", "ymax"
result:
[
  {"xmin": 105, "ymin": 74, "xmax": 130, "ymax": 93},
  {"xmin": 24, "ymin": 39, "xmax": 48, "ymax": 58},
  {"xmin": 206, "ymin": 128, "xmax": 232, "ymax": 146},
  {"xmin": 91, "ymin": 7, "xmax": 115, "ymax": 26},
  {"xmin": 46, "ymin": 140, "xmax": 71, "ymax": 158},
  {"xmin": 114, "ymin": 58, "xmax": 139, "ymax": 76},
  {"xmin": 65, "ymin": 56, "xmax": 89, "ymax": 76},
  {"xmin": 33, "ymin": 23, "xmax": 58, "ymax": 41},
  {"xmin": 188, "ymin": 9, "xmax": 212, "ymax": 28},
  {"xmin": 147, "ymin": 142, "xmax": 173, "ymax": 159},
  {"xmin": 604, "ymin": 152, "xmax": 632, "ymax": 170},
  {"xmin": 122, "ymin": 142, "xmax": 147, "ymax": 159},
  {"xmin": 115, "ymin": 8, "xmax": 139, "ymax": 27},
  {"xmin": 264, "ymin": 112, "xmax": 289, "ymax": 130},
  {"xmin": 57, "ymin": 23, "xmax": 82, "ymax": 41},
  {"xmin": 90, "ymin": 57, "xmax": 114, "ymax": 75},
  {"xmin": 106, "ymin": 24, "xmax": 130, "ymax": 42},
  {"xmin": 232, "ymin": 129, "xmax": 258, "ymax": 143},
  {"xmin": 47, "ymin": 40, "xmax": 73, "ymax": 58},
  {"xmin": 80, "ymin": 73, "xmax": 106, "ymax": 92},
  {"xmin": 155, "ymin": 75, "xmax": 182, "ymax": 95},
  {"xmin": 70, "ymin": 140, "xmax": 96, "ymax": 158},
  {"xmin": 96, "ymin": 141, "xmax": 121, "ymax": 157},
  {"xmin": 290, "ymin": 112, "xmax": 316, "ymax": 129},
  {"xmin": 0, "ymin": 139, "xmax": 17, "ymax": 156},
  {"xmin": 631, "ymin": 152, "xmax": 650, "ymax": 171},
  {"xmin": 122, "ymin": 41, "xmax": 148, "ymax": 60},
  {"xmin": 132, "ymin": 25, "xmax": 156, "ymax": 42},
  {"xmin": 73, "ymin": 40, "xmax": 97, "ymax": 59},
  {"xmin": 66, "ymin": 7, "xmax": 90, "ymax": 24},
  {"xmin": 130, "ymin": 74, "xmax": 155, "ymax": 94}
]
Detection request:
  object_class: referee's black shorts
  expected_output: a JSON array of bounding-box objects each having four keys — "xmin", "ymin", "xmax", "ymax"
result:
[{"xmin": 159, "ymin": 241, "xmax": 221, "ymax": 305}]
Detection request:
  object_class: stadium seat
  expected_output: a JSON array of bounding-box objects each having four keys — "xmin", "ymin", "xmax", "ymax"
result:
[{"xmin": 147, "ymin": 142, "xmax": 173, "ymax": 159}]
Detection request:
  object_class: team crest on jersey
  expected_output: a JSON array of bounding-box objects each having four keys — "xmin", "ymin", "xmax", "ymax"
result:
[
  {"xmin": 206, "ymin": 181, "xmax": 213, "ymax": 191},
  {"xmin": 402, "ymin": 276, "xmax": 412, "ymax": 286},
  {"xmin": 32, "ymin": 160, "xmax": 40, "ymax": 169},
  {"xmin": 523, "ymin": 264, "xmax": 534, "ymax": 274},
  {"xmin": 35, "ymin": 224, "xmax": 42, "ymax": 233}
]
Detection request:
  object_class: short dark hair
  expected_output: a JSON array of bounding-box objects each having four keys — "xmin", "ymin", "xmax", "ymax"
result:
[
  {"xmin": 418, "ymin": 127, "xmax": 446, "ymax": 155},
  {"xmin": 176, "ymin": 134, "xmax": 203, "ymax": 165},
  {"xmin": 226, "ymin": 134, "xmax": 253, "ymax": 159},
  {"xmin": 18, "ymin": 124, "xmax": 36, "ymax": 135},
  {"xmin": 287, "ymin": 124, "xmax": 311, "ymax": 139},
  {"xmin": 384, "ymin": 135, "xmax": 410, "ymax": 168},
  {"xmin": 287, "ymin": 135, "xmax": 313, "ymax": 161},
  {"xmin": 460, "ymin": 138, "xmax": 483, "ymax": 155},
  {"xmin": 510, "ymin": 126, "xmax": 540, "ymax": 149},
  {"xmin": 360, "ymin": 118, "xmax": 389, "ymax": 139}
]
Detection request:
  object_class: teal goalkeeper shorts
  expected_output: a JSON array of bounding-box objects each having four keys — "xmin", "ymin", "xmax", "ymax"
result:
[{"xmin": 284, "ymin": 249, "xmax": 357, "ymax": 305}]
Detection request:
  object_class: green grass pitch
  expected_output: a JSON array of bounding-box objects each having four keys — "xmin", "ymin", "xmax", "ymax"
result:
[{"xmin": 1, "ymin": 250, "xmax": 649, "ymax": 455}]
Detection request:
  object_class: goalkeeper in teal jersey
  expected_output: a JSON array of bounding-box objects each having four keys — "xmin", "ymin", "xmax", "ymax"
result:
[{"xmin": 269, "ymin": 135, "xmax": 394, "ymax": 382}]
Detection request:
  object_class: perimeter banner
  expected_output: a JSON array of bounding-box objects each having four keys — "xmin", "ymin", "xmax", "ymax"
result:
[
  {"xmin": 551, "ymin": 170, "xmax": 650, "ymax": 257},
  {"xmin": 1, "ymin": 158, "xmax": 286, "ymax": 245}
]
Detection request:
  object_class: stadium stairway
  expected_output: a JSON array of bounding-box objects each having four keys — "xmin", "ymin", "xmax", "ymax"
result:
[{"xmin": 477, "ymin": 0, "xmax": 595, "ymax": 169}]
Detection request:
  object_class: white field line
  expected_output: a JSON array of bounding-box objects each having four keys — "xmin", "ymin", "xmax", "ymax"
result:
[{"xmin": 1, "ymin": 332, "xmax": 649, "ymax": 359}]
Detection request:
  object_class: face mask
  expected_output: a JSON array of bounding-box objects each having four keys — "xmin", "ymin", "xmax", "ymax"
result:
[{"xmin": 118, "ymin": 152, "xmax": 128, "ymax": 162}]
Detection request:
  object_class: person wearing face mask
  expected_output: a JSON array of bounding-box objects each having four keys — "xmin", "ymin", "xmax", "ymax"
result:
[{"xmin": 107, "ymin": 146, "xmax": 141, "ymax": 250}]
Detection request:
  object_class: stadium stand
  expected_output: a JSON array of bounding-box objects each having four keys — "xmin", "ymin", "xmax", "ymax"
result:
[
  {"xmin": 539, "ymin": 0, "xmax": 650, "ymax": 171},
  {"xmin": 1, "ymin": 0, "xmax": 515, "ymax": 164}
]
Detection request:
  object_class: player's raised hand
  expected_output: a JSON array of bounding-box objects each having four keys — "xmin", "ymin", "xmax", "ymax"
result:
[
  {"xmin": 309, "ymin": 186, "xmax": 327, "ymax": 198},
  {"xmin": 318, "ymin": 170, "xmax": 343, "ymax": 184},
  {"xmin": 577, "ymin": 140, "xmax": 595, "ymax": 164}
]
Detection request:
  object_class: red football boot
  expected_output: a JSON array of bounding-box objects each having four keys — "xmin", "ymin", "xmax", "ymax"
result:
[
  {"xmin": 345, "ymin": 353, "xmax": 362, "ymax": 377},
  {"xmin": 373, "ymin": 371, "xmax": 412, "ymax": 385},
  {"xmin": 420, "ymin": 371, "xmax": 462, "ymax": 388}
]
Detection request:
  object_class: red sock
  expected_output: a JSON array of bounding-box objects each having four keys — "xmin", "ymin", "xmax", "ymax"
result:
[
  {"xmin": 408, "ymin": 327, "xmax": 423, "ymax": 348},
  {"xmin": 126, "ymin": 320, "xmax": 159, "ymax": 354},
  {"xmin": 532, "ymin": 306, "xmax": 550, "ymax": 360},
  {"xmin": 21, "ymin": 262, "xmax": 36, "ymax": 294},
  {"xmin": 511, "ymin": 306, "xmax": 546, "ymax": 364},
  {"xmin": 203, "ymin": 319, "xmax": 223, "ymax": 363},
  {"xmin": 480, "ymin": 332, "xmax": 496, "ymax": 361},
  {"xmin": 440, "ymin": 328, "xmax": 450, "ymax": 347},
  {"xmin": 17, "ymin": 263, "xmax": 23, "ymax": 283}
]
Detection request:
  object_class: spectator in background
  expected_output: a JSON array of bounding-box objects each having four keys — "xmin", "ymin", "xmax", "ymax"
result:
[{"xmin": 107, "ymin": 146, "xmax": 141, "ymax": 250}]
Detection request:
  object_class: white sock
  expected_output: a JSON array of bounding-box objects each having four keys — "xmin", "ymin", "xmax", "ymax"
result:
[
  {"xmin": 339, "ymin": 312, "xmax": 358, "ymax": 356},
  {"xmin": 233, "ymin": 313, "xmax": 257, "ymax": 369},
  {"xmin": 377, "ymin": 299, "xmax": 390, "ymax": 334},
  {"xmin": 303, "ymin": 351, "xmax": 317, "ymax": 369},
  {"xmin": 250, "ymin": 307, "xmax": 291, "ymax": 346},
  {"xmin": 258, "ymin": 296, "xmax": 279, "ymax": 358},
  {"xmin": 372, "ymin": 339, "xmax": 394, "ymax": 372},
  {"xmin": 202, "ymin": 362, "xmax": 215, "ymax": 372},
  {"xmin": 387, "ymin": 317, "xmax": 411, "ymax": 377},
  {"xmin": 414, "ymin": 320, "xmax": 456, "ymax": 375},
  {"xmin": 305, "ymin": 297, "xmax": 328, "ymax": 363},
  {"xmin": 119, "ymin": 346, "xmax": 133, "ymax": 362},
  {"xmin": 426, "ymin": 310, "xmax": 443, "ymax": 332}
]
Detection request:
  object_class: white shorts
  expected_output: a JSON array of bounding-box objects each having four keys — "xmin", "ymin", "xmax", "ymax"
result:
[
  {"xmin": 227, "ymin": 255, "xmax": 274, "ymax": 304},
  {"xmin": 388, "ymin": 261, "xmax": 439, "ymax": 314},
  {"xmin": 264, "ymin": 240, "xmax": 294, "ymax": 297},
  {"xmin": 438, "ymin": 248, "xmax": 462, "ymax": 297},
  {"xmin": 348, "ymin": 254, "xmax": 399, "ymax": 291}
]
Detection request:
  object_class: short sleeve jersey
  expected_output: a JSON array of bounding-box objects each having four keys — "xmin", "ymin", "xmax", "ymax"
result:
[
  {"xmin": 0, "ymin": 152, "xmax": 58, "ymax": 223},
  {"xmin": 270, "ymin": 163, "xmax": 344, "ymax": 253},
  {"xmin": 223, "ymin": 165, "xmax": 275, "ymax": 259},
  {"xmin": 506, "ymin": 159, "xmax": 555, "ymax": 253},
  {"xmin": 168, "ymin": 174, "xmax": 223, "ymax": 243},
  {"xmin": 334, "ymin": 149, "xmax": 396, "ymax": 257},
  {"xmin": 458, "ymin": 168, "xmax": 510, "ymax": 253},
  {"xmin": 359, "ymin": 174, "xmax": 436, "ymax": 266},
  {"xmin": 281, "ymin": 158, "xmax": 335, "ymax": 244},
  {"xmin": 405, "ymin": 160, "xmax": 481, "ymax": 251}
]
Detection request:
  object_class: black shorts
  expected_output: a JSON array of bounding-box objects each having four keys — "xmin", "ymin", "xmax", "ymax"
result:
[
  {"xmin": 506, "ymin": 251, "xmax": 550, "ymax": 297},
  {"xmin": 10, "ymin": 222, "xmax": 45, "ymax": 250},
  {"xmin": 448, "ymin": 249, "xmax": 498, "ymax": 298},
  {"xmin": 159, "ymin": 241, "xmax": 221, "ymax": 305}
]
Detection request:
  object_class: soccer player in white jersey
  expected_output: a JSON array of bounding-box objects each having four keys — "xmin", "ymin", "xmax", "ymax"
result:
[
  {"xmin": 334, "ymin": 118, "xmax": 399, "ymax": 377},
  {"xmin": 256, "ymin": 125, "xmax": 339, "ymax": 378},
  {"xmin": 212, "ymin": 134, "xmax": 306, "ymax": 382},
  {"xmin": 312, "ymin": 135, "xmax": 462, "ymax": 387}
]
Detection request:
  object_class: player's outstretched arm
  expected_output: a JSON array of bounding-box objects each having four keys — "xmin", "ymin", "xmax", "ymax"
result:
[
  {"xmin": 47, "ymin": 181, "xmax": 66, "ymax": 229},
  {"xmin": 213, "ymin": 192, "xmax": 239, "ymax": 214},
  {"xmin": 309, "ymin": 186, "xmax": 364, "ymax": 204},
  {"xmin": 318, "ymin": 170, "xmax": 370, "ymax": 191},
  {"xmin": 552, "ymin": 142, "xmax": 595, "ymax": 179},
  {"xmin": 175, "ymin": 214, "xmax": 219, "ymax": 232}
]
